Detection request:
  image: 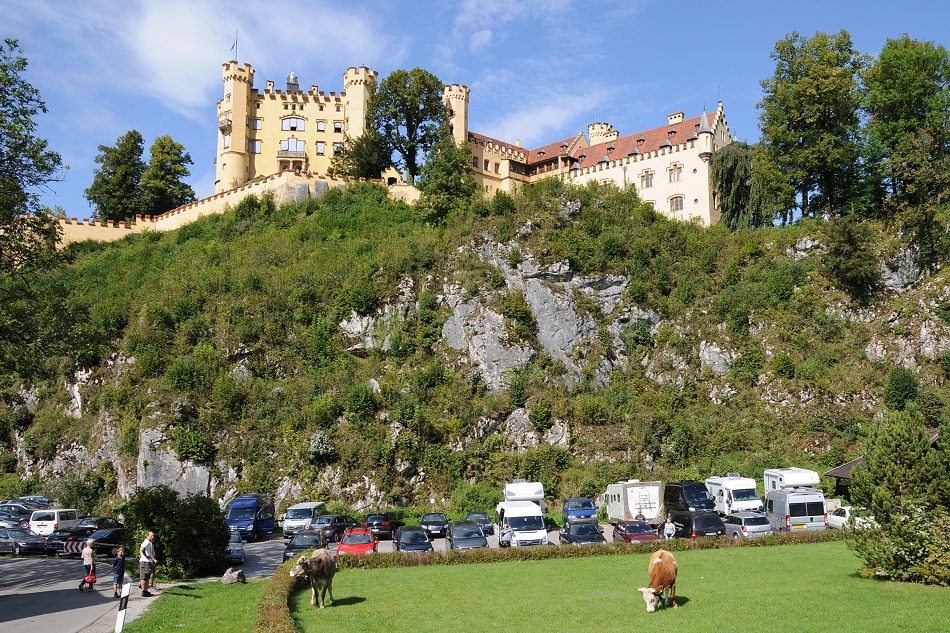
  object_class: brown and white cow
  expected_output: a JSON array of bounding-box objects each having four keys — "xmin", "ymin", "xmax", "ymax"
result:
[
  {"xmin": 289, "ymin": 549, "xmax": 336, "ymax": 608},
  {"xmin": 638, "ymin": 549, "xmax": 678, "ymax": 612}
]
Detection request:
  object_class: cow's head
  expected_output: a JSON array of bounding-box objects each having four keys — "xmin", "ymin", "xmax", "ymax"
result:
[
  {"xmin": 638, "ymin": 587, "xmax": 660, "ymax": 612},
  {"xmin": 289, "ymin": 556, "xmax": 310, "ymax": 578}
]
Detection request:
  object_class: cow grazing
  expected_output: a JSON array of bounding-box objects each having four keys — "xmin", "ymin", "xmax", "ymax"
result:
[
  {"xmin": 289, "ymin": 549, "xmax": 336, "ymax": 608},
  {"xmin": 638, "ymin": 549, "xmax": 678, "ymax": 612}
]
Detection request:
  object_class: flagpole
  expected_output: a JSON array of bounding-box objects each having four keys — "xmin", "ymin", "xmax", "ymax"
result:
[{"xmin": 230, "ymin": 30, "xmax": 239, "ymax": 61}]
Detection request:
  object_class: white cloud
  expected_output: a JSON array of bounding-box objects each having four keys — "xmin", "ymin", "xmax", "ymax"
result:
[{"xmin": 469, "ymin": 29, "xmax": 493, "ymax": 52}]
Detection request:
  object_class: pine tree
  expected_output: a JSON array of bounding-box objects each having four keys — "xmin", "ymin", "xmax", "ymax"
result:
[{"xmin": 85, "ymin": 130, "xmax": 146, "ymax": 222}]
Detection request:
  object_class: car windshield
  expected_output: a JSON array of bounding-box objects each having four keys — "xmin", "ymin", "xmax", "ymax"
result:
[
  {"xmin": 569, "ymin": 524, "xmax": 600, "ymax": 536},
  {"xmin": 310, "ymin": 516, "xmax": 332, "ymax": 525},
  {"xmin": 567, "ymin": 500, "xmax": 594, "ymax": 510},
  {"xmin": 624, "ymin": 522, "xmax": 653, "ymax": 534},
  {"xmin": 731, "ymin": 488, "xmax": 759, "ymax": 501},
  {"xmin": 422, "ymin": 514, "xmax": 446, "ymax": 522},
  {"xmin": 227, "ymin": 507, "xmax": 256, "ymax": 520},
  {"xmin": 342, "ymin": 533, "xmax": 373, "ymax": 545},
  {"xmin": 451, "ymin": 525, "xmax": 484, "ymax": 539},
  {"xmin": 399, "ymin": 530, "xmax": 429, "ymax": 544},
  {"xmin": 7, "ymin": 529, "xmax": 33, "ymax": 538},
  {"xmin": 286, "ymin": 508, "xmax": 314, "ymax": 520},
  {"xmin": 289, "ymin": 534, "xmax": 321, "ymax": 547},
  {"xmin": 466, "ymin": 513, "xmax": 489, "ymax": 521},
  {"xmin": 683, "ymin": 486, "xmax": 713, "ymax": 505},
  {"xmin": 508, "ymin": 515, "xmax": 544, "ymax": 531}
]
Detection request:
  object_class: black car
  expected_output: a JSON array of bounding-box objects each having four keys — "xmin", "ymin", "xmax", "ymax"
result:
[
  {"xmin": 671, "ymin": 510, "xmax": 726, "ymax": 538},
  {"xmin": 45, "ymin": 526, "xmax": 98, "ymax": 556},
  {"xmin": 464, "ymin": 511, "xmax": 494, "ymax": 535},
  {"xmin": 225, "ymin": 532, "xmax": 246, "ymax": 565},
  {"xmin": 362, "ymin": 511, "xmax": 404, "ymax": 540},
  {"xmin": 0, "ymin": 527, "xmax": 48, "ymax": 555},
  {"xmin": 393, "ymin": 526, "xmax": 434, "ymax": 553},
  {"xmin": 446, "ymin": 521, "xmax": 489, "ymax": 550},
  {"xmin": 77, "ymin": 516, "xmax": 123, "ymax": 530},
  {"xmin": 308, "ymin": 514, "xmax": 359, "ymax": 543},
  {"xmin": 88, "ymin": 528, "xmax": 126, "ymax": 556},
  {"xmin": 558, "ymin": 523, "xmax": 607, "ymax": 545},
  {"xmin": 282, "ymin": 530, "xmax": 326, "ymax": 562},
  {"xmin": 0, "ymin": 510, "xmax": 29, "ymax": 529},
  {"xmin": 420, "ymin": 513, "xmax": 449, "ymax": 538}
]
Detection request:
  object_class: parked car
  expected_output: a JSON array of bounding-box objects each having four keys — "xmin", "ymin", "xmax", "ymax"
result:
[
  {"xmin": 393, "ymin": 526, "xmax": 434, "ymax": 553},
  {"xmin": 671, "ymin": 510, "xmax": 726, "ymax": 538},
  {"xmin": 29, "ymin": 508, "xmax": 81, "ymax": 536},
  {"xmin": 362, "ymin": 511, "xmax": 404, "ymax": 540},
  {"xmin": 45, "ymin": 526, "xmax": 98, "ymax": 555},
  {"xmin": 88, "ymin": 528, "xmax": 125, "ymax": 556},
  {"xmin": 612, "ymin": 520, "xmax": 659, "ymax": 543},
  {"xmin": 464, "ymin": 511, "xmax": 494, "ymax": 535},
  {"xmin": 446, "ymin": 521, "xmax": 489, "ymax": 551},
  {"xmin": 559, "ymin": 523, "xmax": 607, "ymax": 545},
  {"xmin": 225, "ymin": 532, "xmax": 245, "ymax": 565},
  {"xmin": 307, "ymin": 514, "xmax": 359, "ymax": 543},
  {"xmin": 561, "ymin": 498, "xmax": 598, "ymax": 526},
  {"xmin": 724, "ymin": 512, "xmax": 773, "ymax": 539},
  {"xmin": 827, "ymin": 506, "xmax": 875, "ymax": 530},
  {"xmin": 282, "ymin": 530, "xmax": 326, "ymax": 562},
  {"xmin": 420, "ymin": 513, "xmax": 449, "ymax": 538},
  {"xmin": 77, "ymin": 516, "xmax": 123, "ymax": 530},
  {"xmin": 335, "ymin": 527, "xmax": 377, "ymax": 561},
  {"xmin": 0, "ymin": 504, "xmax": 33, "ymax": 520},
  {"xmin": 18, "ymin": 495, "xmax": 54, "ymax": 507},
  {"xmin": 0, "ymin": 527, "xmax": 48, "ymax": 555},
  {"xmin": 0, "ymin": 511, "xmax": 28, "ymax": 529}
]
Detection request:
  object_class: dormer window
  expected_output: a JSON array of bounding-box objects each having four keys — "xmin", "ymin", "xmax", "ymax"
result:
[
  {"xmin": 578, "ymin": 152, "xmax": 587, "ymax": 159},
  {"xmin": 538, "ymin": 149, "xmax": 546, "ymax": 157},
  {"xmin": 637, "ymin": 135, "xmax": 645, "ymax": 146},
  {"xmin": 607, "ymin": 144, "xmax": 615, "ymax": 152},
  {"xmin": 668, "ymin": 128, "xmax": 676, "ymax": 138}
]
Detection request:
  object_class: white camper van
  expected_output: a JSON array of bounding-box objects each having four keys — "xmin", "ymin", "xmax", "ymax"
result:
[
  {"xmin": 763, "ymin": 468, "xmax": 820, "ymax": 492},
  {"xmin": 705, "ymin": 475, "xmax": 762, "ymax": 515},
  {"xmin": 604, "ymin": 480, "xmax": 663, "ymax": 526},
  {"xmin": 496, "ymin": 500, "xmax": 549, "ymax": 547},
  {"xmin": 281, "ymin": 501, "xmax": 326, "ymax": 538},
  {"xmin": 764, "ymin": 487, "xmax": 827, "ymax": 531},
  {"xmin": 502, "ymin": 481, "xmax": 545, "ymax": 508}
]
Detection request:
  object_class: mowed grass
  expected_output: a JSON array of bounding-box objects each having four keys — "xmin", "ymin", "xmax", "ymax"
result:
[
  {"xmin": 293, "ymin": 542, "xmax": 950, "ymax": 633},
  {"xmin": 122, "ymin": 578, "xmax": 268, "ymax": 633}
]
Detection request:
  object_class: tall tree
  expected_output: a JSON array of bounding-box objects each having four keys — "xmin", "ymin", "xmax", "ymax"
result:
[
  {"xmin": 139, "ymin": 135, "xmax": 196, "ymax": 215},
  {"xmin": 0, "ymin": 39, "xmax": 67, "ymax": 372},
  {"xmin": 711, "ymin": 141, "xmax": 766, "ymax": 229},
  {"xmin": 372, "ymin": 68, "xmax": 447, "ymax": 184},
  {"xmin": 330, "ymin": 129, "xmax": 392, "ymax": 181},
  {"xmin": 85, "ymin": 130, "xmax": 146, "ymax": 221},
  {"xmin": 758, "ymin": 30, "xmax": 869, "ymax": 220},
  {"xmin": 416, "ymin": 135, "xmax": 477, "ymax": 221}
]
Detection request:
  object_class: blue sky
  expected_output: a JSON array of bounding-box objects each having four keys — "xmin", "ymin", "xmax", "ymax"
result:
[{"xmin": 8, "ymin": 0, "xmax": 949, "ymax": 218}]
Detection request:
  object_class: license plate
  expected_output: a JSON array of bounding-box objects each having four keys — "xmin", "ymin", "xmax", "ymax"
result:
[{"xmin": 793, "ymin": 525, "xmax": 804, "ymax": 529}]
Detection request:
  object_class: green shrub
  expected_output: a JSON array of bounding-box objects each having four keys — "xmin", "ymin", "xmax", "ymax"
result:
[
  {"xmin": 772, "ymin": 351, "xmax": 796, "ymax": 379},
  {"xmin": 884, "ymin": 366, "xmax": 919, "ymax": 410}
]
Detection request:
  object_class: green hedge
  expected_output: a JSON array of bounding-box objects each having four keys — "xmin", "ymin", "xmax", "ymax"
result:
[{"xmin": 254, "ymin": 558, "xmax": 300, "ymax": 633}]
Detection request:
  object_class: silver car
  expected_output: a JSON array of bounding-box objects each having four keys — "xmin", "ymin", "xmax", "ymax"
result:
[{"xmin": 724, "ymin": 512, "xmax": 773, "ymax": 539}]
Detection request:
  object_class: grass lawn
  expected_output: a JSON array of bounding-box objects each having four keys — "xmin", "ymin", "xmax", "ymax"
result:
[
  {"xmin": 293, "ymin": 542, "xmax": 950, "ymax": 633},
  {"xmin": 121, "ymin": 578, "xmax": 268, "ymax": 633}
]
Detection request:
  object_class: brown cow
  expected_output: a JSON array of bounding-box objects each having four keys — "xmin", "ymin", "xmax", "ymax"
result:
[
  {"xmin": 638, "ymin": 549, "xmax": 678, "ymax": 612},
  {"xmin": 289, "ymin": 549, "xmax": 336, "ymax": 608}
]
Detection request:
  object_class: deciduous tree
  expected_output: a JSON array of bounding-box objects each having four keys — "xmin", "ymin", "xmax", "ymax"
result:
[
  {"xmin": 416, "ymin": 136, "xmax": 477, "ymax": 221},
  {"xmin": 140, "ymin": 135, "xmax": 196, "ymax": 215}
]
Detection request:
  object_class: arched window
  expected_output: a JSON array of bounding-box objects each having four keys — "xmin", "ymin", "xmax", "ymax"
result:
[
  {"xmin": 640, "ymin": 171, "xmax": 654, "ymax": 189},
  {"xmin": 669, "ymin": 196, "xmax": 684, "ymax": 213},
  {"xmin": 281, "ymin": 117, "xmax": 305, "ymax": 131}
]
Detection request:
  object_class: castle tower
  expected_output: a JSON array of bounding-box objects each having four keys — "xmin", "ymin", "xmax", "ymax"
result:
[
  {"xmin": 343, "ymin": 66, "xmax": 378, "ymax": 136},
  {"xmin": 697, "ymin": 107, "xmax": 714, "ymax": 162},
  {"xmin": 588, "ymin": 122, "xmax": 619, "ymax": 145},
  {"xmin": 443, "ymin": 84, "xmax": 470, "ymax": 147},
  {"xmin": 216, "ymin": 61, "xmax": 255, "ymax": 192}
]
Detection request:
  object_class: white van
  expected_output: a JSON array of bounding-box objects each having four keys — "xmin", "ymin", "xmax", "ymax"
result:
[
  {"xmin": 763, "ymin": 468, "xmax": 820, "ymax": 492},
  {"xmin": 281, "ymin": 501, "xmax": 326, "ymax": 538},
  {"xmin": 705, "ymin": 476, "xmax": 762, "ymax": 514},
  {"xmin": 496, "ymin": 500, "xmax": 549, "ymax": 547},
  {"xmin": 29, "ymin": 508, "xmax": 81, "ymax": 535},
  {"xmin": 764, "ymin": 487, "xmax": 827, "ymax": 531}
]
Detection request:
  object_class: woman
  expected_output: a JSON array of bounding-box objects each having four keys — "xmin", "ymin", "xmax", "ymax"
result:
[
  {"xmin": 499, "ymin": 523, "xmax": 513, "ymax": 547},
  {"xmin": 663, "ymin": 516, "xmax": 676, "ymax": 540},
  {"xmin": 79, "ymin": 538, "xmax": 96, "ymax": 591}
]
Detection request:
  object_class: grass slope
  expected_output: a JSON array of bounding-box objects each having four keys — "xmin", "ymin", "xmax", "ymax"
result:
[
  {"xmin": 122, "ymin": 578, "xmax": 268, "ymax": 633},
  {"xmin": 292, "ymin": 542, "xmax": 950, "ymax": 633}
]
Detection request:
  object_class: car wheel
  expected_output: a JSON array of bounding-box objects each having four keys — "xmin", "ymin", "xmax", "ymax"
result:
[
  {"xmin": 332, "ymin": 531, "xmax": 340, "ymax": 542},
  {"xmin": 733, "ymin": 533, "xmax": 740, "ymax": 541}
]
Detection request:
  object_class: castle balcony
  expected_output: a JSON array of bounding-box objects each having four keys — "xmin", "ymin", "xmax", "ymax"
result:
[
  {"xmin": 218, "ymin": 116, "xmax": 232, "ymax": 134},
  {"xmin": 277, "ymin": 149, "xmax": 308, "ymax": 159}
]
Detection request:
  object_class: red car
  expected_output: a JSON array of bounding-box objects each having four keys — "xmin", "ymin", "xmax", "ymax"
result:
[
  {"xmin": 335, "ymin": 527, "xmax": 377, "ymax": 561},
  {"xmin": 612, "ymin": 520, "xmax": 659, "ymax": 543}
]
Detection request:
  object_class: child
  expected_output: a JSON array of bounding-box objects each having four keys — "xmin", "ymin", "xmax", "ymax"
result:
[{"xmin": 112, "ymin": 546, "xmax": 127, "ymax": 599}]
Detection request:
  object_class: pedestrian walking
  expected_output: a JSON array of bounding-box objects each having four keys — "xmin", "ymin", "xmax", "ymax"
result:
[
  {"xmin": 139, "ymin": 531, "xmax": 158, "ymax": 597},
  {"xmin": 663, "ymin": 516, "xmax": 676, "ymax": 540},
  {"xmin": 79, "ymin": 538, "xmax": 96, "ymax": 591},
  {"xmin": 113, "ymin": 546, "xmax": 127, "ymax": 598}
]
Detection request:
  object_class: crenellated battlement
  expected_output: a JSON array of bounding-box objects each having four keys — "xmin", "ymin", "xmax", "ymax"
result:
[
  {"xmin": 443, "ymin": 84, "xmax": 470, "ymax": 100},
  {"xmin": 344, "ymin": 66, "xmax": 378, "ymax": 88},
  {"xmin": 222, "ymin": 61, "xmax": 254, "ymax": 85}
]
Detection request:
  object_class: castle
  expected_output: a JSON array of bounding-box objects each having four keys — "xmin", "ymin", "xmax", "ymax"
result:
[{"xmin": 57, "ymin": 59, "xmax": 732, "ymax": 245}]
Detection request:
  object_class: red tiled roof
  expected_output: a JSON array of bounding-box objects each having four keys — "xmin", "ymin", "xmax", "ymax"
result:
[
  {"xmin": 468, "ymin": 131, "xmax": 529, "ymax": 160},
  {"xmin": 526, "ymin": 134, "xmax": 587, "ymax": 164}
]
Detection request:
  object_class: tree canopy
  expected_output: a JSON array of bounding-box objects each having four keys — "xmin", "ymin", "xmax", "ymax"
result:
[
  {"xmin": 85, "ymin": 130, "xmax": 146, "ymax": 222},
  {"xmin": 372, "ymin": 68, "xmax": 447, "ymax": 184},
  {"xmin": 416, "ymin": 136, "xmax": 477, "ymax": 222},
  {"xmin": 139, "ymin": 135, "xmax": 196, "ymax": 215}
]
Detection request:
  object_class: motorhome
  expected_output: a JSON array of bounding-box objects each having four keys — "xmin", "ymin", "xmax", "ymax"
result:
[
  {"xmin": 604, "ymin": 480, "xmax": 663, "ymax": 526},
  {"xmin": 281, "ymin": 501, "xmax": 326, "ymax": 538},
  {"xmin": 226, "ymin": 493, "xmax": 276, "ymax": 541},
  {"xmin": 495, "ymin": 500, "xmax": 549, "ymax": 547},
  {"xmin": 502, "ymin": 481, "xmax": 545, "ymax": 508},
  {"xmin": 763, "ymin": 468, "xmax": 820, "ymax": 492},
  {"xmin": 705, "ymin": 475, "xmax": 762, "ymax": 514},
  {"xmin": 764, "ymin": 487, "xmax": 827, "ymax": 531}
]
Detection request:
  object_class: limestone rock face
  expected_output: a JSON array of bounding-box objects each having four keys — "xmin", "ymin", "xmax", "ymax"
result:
[
  {"xmin": 137, "ymin": 427, "xmax": 210, "ymax": 497},
  {"xmin": 699, "ymin": 341, "xmax": 735, "ymax": 377},
  {"xmin": 882, "ymin": 245, "xmax": 922, "ymax": 290}
]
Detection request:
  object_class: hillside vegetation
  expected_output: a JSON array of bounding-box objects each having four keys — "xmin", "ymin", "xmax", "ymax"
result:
[{"xmin": 1, "ymin": 180, "xmax": 949, "ymax": 514}]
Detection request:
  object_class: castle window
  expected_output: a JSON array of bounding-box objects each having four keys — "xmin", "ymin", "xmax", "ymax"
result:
[
  {"xmin": 640, "ymin": 171, "xmax": 654, "ymax": 189},
  {"xmin": 333, "ymin": 143, "xmax": 343, "ymax": 154},
  {"xmin": 316, "ymin": 142, "xmax": 325, "ymax": 155},
  {"xmin": 335, "ymin": 105, "xmax": 341, "ymax": 112},
  {"xmin": 334, "ymin": 122, "xmax": 343, "ymax": 133},
  {"xmin": 282, "ymin": 117, "xmax": 305, "ymax": 131},
  {"xmin": 248, "ymin": 139, "xmax": 261, "ymax": 154},
  {"xmin": 494, "ymin": 162, "xmax": 500, "ymax": 174},
  {"xmin": 668, "ymin": 164, "xmax": 682, "ymax": 182},
  {"xmin": 281, "ymin": 137, "xmax": 306, "ymax": 152},
  {"xmin": 670, "ymin": 196, "xmax": 684, "ymax": 213},
  {"xmin": 473, "ymin": 156, "xmax": 478, "ymax": 168},
  {"xmin": 253, "ymin": 119, "xmax": 262, "ymax": 130},
  {"xmin": 317, "ymin": 121, "xmax": 326, "ymax": 132},
  {"xmin": 222, "ymin": 134, "xmax": 230, "ymax": 149},
  {"xmin": 484, "ymin": 159, "xmax": 490, "ymax": 171}
]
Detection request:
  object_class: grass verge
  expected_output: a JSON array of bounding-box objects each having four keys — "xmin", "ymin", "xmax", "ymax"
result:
[{"xmin": 120, "ymin": 579, "xmax": 268, "ymax": 633}]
